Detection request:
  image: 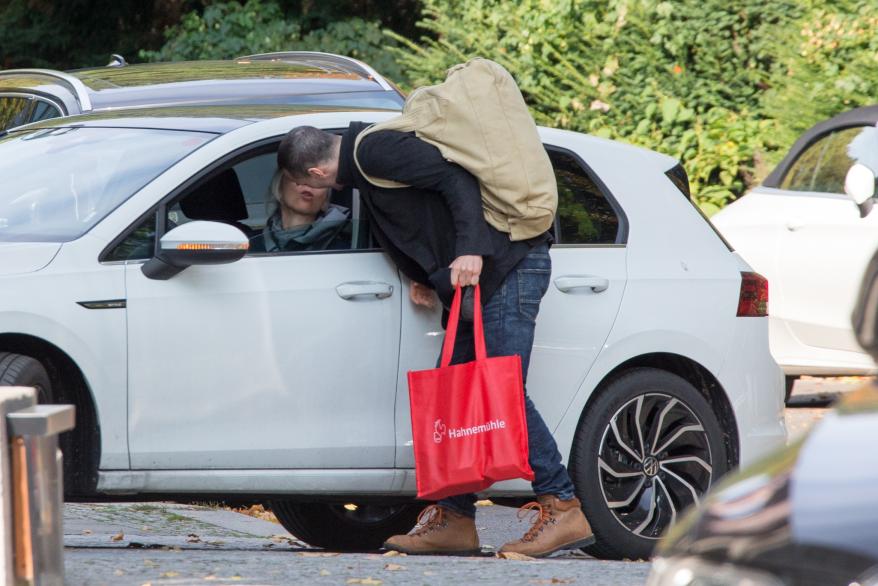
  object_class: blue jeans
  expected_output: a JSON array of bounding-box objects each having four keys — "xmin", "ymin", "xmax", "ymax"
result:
[{"xmin": 437, "ymin": 244, "xmax": 577, "ymax": 517}]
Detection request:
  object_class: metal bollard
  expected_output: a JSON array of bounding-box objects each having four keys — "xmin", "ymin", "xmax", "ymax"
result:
[{"xmin": 1, "ymin": 388, "xmax": 74, "ymax": 586}]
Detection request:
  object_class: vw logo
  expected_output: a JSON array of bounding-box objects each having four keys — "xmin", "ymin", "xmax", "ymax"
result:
[{"xmin": 642, "ymin": 456, "xmax": 659, "ymax": 477}]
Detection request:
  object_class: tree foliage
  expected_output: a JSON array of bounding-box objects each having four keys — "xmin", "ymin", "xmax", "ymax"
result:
[
  {"xmin": 140, "ymin": 0, "xmax": 405, "ymax": 81},
  {"xmin": 0, "ymin": 0, "xmax": 195, "ymax": 69},
  {"xmin": 761, "ymin": 0, "xmax": 878, "ymax": 148}
]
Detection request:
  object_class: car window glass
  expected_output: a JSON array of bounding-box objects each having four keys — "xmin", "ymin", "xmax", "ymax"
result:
[
  {"xmin": 812, "ymin": 126, "xmax": 878, "ymax": 193},
  {"xmin": 160, "ymin": 151, "xmax": 372, "ymax": 257},
  {"xmin": 105, "ymin": 214, "xmax": 156, "ymax": 261},
  {"xmin": 781, "ymin": 126, "xmax": 878, "ymax": 193},
  {"xmin": 549, "ymin": 149, "xmax": 620, "ymax": 244},
  {"xmin": 0, "ymin": 96, "xmax": 32, "ymax": 129},
  {"xmin": 0, "ymin": 127, "xmax": 213, "ymax": 243},
  {"xmin": 28, "ymin": 100, "xmax": 61, "ymax": 123}
]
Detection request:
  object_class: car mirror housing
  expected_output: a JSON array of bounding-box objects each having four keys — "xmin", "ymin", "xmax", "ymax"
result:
[
  {"xmin": 845, "ymin": 162, "xmax": 878, "ymax": 218},
  {"xmin": 142, "ymin": 220, "xmax": 249, "ymax": 280}
]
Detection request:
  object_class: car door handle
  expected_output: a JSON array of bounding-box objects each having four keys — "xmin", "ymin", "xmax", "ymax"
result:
[
  {"xmin": 336, "ymin": 281, "xmax": 394, "ymax": 300},
  {"xmin": 554, "ymin": 276, "xmax": 610, "ymax": 293}
]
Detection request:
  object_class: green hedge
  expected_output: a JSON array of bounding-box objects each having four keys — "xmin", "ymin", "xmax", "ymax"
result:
[{"xmin": 140, "ymin": 0, "xmax": 405, "ymax": 82}]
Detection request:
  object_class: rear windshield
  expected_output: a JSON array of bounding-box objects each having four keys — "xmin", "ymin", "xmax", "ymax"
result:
[{"xmin": 0, "ymin": 126, "xmax": 214, "ymax": 242}]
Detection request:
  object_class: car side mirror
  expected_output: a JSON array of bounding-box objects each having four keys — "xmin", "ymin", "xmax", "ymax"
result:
[
  {"xmin": 845, "ymin": 162, "xmax": 878, "ymax": 218},
  {"xmin": 142, "ymin": 220, "xmax": 249, "ymax": 280}
]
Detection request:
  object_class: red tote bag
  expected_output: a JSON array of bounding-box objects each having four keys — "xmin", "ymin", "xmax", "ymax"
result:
[{"xmin": 407, "ymin": 284, "xmax": 534, "ymax": 501}]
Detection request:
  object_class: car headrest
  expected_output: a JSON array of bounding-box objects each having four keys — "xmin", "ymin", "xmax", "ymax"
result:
[{"xmin": 180, "ymin": 168, "xmax": 248, "ymax": 222}]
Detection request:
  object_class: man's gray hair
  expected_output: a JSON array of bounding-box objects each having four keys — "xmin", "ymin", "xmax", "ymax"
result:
[{"xmin": 277, "ymin": 126, "xmax": 336, "ymax": 178}]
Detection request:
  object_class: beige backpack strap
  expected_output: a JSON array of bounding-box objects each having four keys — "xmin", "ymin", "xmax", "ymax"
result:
[{"xmin": 352, "ymin": 117, "xmax": 413, "ymax": 189}]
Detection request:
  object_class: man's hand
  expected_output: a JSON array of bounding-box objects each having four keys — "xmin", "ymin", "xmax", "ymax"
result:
[
  {"xmin": 450, "ymin": 255, "xmax": 483, "ymax": 287},
  {"xmin": 409, "ymin": 281, "xmax": 437, "ymax": 308}
]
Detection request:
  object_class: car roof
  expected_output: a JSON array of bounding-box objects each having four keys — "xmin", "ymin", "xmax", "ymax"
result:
[
  {"xmin": 0, "ymin": 52, "xmax": 400, "ymax": 115},
  {"xmin": 7, "ymin": 104, "xmax": 397, "ymax": 134},
  {"xmin": 763, "ymin": 104, "xmax": 878, "ymax": 188}
]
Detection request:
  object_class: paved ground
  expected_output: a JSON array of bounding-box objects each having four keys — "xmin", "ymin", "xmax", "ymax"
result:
[
  {"xmin": 64, "ymin": 503, "xmax": 651, "ymax": 585},
  {"xmin": 62, "ymin": 377, "xmax": 864, "ymax": 585}
]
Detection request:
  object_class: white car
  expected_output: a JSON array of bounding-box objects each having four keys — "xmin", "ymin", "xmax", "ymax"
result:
[
  {"xmin": 713, "ymin": 106, "xmax": 878, "ymax": 391},
  {"xmin": 0, "ymin": 107, "xmax": 785, "ymax": 560}
]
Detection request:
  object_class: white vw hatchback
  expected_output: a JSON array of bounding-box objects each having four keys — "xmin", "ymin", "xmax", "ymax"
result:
[
  {"xmin": 0, "ymin": 107, "xmax": 785, "ymax": 560},
  {"xmin": 713, "ymin": 106, "xmax": 878, "ymax": 390}
]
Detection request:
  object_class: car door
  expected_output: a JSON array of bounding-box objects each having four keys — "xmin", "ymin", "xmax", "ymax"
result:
[
  {"xmin": 774, "ymin": 125, "xmax": 878, "ymax": 353},
  {"xmin": 393, "ymin": 141, "xmax": 627, "ymax": 468},
  {"xmin": 120, "ymin": 151, "xmax": 402, "ymax": 470}
]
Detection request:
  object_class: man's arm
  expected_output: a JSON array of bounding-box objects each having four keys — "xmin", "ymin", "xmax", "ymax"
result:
[{"xmin": 356, "ymin": 130, "xmax": 494, "ymax": 262}]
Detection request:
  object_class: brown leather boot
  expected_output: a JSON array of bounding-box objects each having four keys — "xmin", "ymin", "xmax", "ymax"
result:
[
  {"xmin": 383, "ymin": 505, "xmax": 480, "ymax": 556},
  {"xmin": 499, "ymin": 495, "xmax": 595, "ymax": 558}
]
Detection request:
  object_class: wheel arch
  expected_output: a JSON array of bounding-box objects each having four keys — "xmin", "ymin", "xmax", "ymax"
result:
[
  {"xmin": 570, "ymin": 352, "xmax": 740, "ymax": 475},
  {"xmin": 0, "ymin": 333, "xmax": 101, "ymax": 495}
]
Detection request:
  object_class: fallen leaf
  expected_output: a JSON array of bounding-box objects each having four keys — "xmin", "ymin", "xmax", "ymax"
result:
[
  {"xmin": 346, "ymin": 579, "xmax": 382, "ymax": 585},
  {"xmin": 160, "ymin": 572, "xmax": 179, "ymax": 578},
  {"xmin": 203, "ymin": 575, "xmax": 217, "ymax": 581},
  {"xmin": 531, "ymin": 579, "xmax": 573, "ymax": 585},
  {"xmin": 186, "ymin": 534, "xmax": 201, "ymax": 543},
  {"xmin": 114, "ymin": 570, "xmax": 124, "ymax": 576},
  {"xmin": 143, "ymin": 559, "xmax": 158, "ymax": 567},
  {"xmin": 382, "ymin": 550, "xmax": 401, "ymax": 557},
  {"xmin": 383, "ymin": 563, "xmax": 405, "ymax": 571},
  {"xmin": 207, "ymin": 540, "xmax": 225, "ymax": 546},
  {"xmin": 319, "ymin": 569, "xmax": 331, "ymax": 576},
  {"xmin": 497, "ymin": 551, "xmax": 536, "ymax": 561},
  {"xmin": 81, "ymin": 529, "xmax": 93, "ymax": 535},
  {"xmin": 111, "ymin": 532, "xmax": 124, "ymax": 542},
  {"xmin": 423, "ymin": 571, "xmax": 436, "ymax": 576},
  {"xmin": 475, "ymin": 499, "xmax": 494, "ymax": 507}
]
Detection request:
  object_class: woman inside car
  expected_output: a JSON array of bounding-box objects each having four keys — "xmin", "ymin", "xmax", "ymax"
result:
[{"xmin": 250, "ymin": 168, "xmax": 351, "ymax": 253}]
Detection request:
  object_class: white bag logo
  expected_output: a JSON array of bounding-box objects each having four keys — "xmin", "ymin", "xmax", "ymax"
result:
[
  {"xmin": 431, "ymin": 418, "xmax": 507, "ymax": 444},
  {"xmin": 433, "ymin": 419, "xmax": 447, "ymax": 444}
]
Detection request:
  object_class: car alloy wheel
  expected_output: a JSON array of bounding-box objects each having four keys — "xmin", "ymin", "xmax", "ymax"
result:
[
  {"xmin": 598, "ymin": 392, "xmax": 713, "ymax": 539},
  {"xmin": 570, "ymin": 367, "xmax": 729, "ymax": 560}
]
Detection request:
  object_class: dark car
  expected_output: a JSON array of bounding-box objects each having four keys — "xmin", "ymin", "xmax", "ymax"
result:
[{"xmin": 0, "ymin": 51, "xmax": 404, "ymax": 131}]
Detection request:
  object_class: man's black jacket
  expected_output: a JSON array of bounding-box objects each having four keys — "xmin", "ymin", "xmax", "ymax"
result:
[{"xmin": 337, "ymin": 122, "xmax": 549, "ymax": 308}]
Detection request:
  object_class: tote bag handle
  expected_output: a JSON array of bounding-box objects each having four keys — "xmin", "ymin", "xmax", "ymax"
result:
[{"xmin": 439, "ymin": 284, "xmax": 487, "ymax": 367}]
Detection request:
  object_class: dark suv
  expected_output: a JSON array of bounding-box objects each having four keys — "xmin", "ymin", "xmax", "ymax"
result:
[{"xmin": 0, "ymin": 51, "xmax": 404, "ymax": 130}]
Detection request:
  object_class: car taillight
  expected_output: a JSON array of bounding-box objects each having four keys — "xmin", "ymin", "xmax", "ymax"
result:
[{"xmin": 737, "ymin": 272, "xmax": 768, "ymax": 317}]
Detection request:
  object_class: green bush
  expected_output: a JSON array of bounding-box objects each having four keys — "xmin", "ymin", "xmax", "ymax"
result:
[
  {"xmin": 761, "ymin": 1, "xmax": 878, "ymax": 150},
  {"xmin": 140, "ymin": 0, "xmax": 405, "ymax": 81}
]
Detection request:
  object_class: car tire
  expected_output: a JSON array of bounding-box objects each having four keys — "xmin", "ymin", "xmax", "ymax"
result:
[
  {"xmin": 269, "ymin": 501, "xmax": 421, "ymax": 551},
  {"xmin": 0, "ymin": 352, "xmax": 53, "ymax": 403},
  {"xmin": 570, "ymin": 367, "xmax": 729, "ymax": 560},
  {"xmin": 784, "ymin": 376, "xmax": 797, "ymax": 403}
]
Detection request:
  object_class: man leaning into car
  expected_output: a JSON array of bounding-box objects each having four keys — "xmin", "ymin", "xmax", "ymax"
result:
[{"xmin": 275, "ymin": 122, "xmax": 594, "ymax": 557}]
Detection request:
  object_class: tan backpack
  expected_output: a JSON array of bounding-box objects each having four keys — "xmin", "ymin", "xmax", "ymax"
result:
[{"xmin": 353, "ymin": 58, "xmax": 557, "ymax": 241}]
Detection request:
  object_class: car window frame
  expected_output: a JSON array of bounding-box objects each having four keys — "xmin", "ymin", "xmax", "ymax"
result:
[
  {"xmin": 100, "ymin": 130, "xmax": 379, "ymax": 263},
  {"xmin": 544, "ymin": 144, "xmax": 629, "ymax": 247},
  {"xmin": 777, "ymin": 124, "xmax": 877, "ymax": 196},
  {"xmin": 0, "ymin": 92, "xmax": 66, "ymax": 128},
  {"xmin": 763, "ymin": 108, "xmax": 878, "ymax": 190}
]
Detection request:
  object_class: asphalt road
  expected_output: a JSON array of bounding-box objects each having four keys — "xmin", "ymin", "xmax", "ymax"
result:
[
  {"xmin": 63, "ymin": 502, "xmax": 651, "ymax": 585},
  {"xmin": 62, "ymin": 377, "xmax": 855, "ymax": 586}
]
